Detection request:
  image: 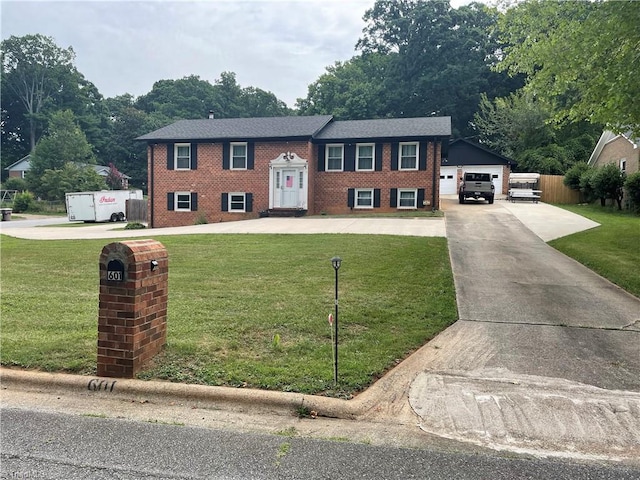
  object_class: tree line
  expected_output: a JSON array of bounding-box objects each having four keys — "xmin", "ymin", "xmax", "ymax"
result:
[{"xmin": 2, "ymin": 0, "xmax": 638, "ymax": 202}]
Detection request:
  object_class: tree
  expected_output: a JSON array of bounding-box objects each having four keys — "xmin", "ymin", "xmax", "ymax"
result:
[
  {"xmin": 296, "ymin": 53, "xmax": 391, "ymax": 119},
  {"xmin": 473, "ymin": 91, "xmax": 553, "ymax": 159},
  {"xmin": 353, "ymin": 0, "xmax": 523, "ymax": 136},
  {"xmin": 497, "ymin": 0, "xmax": 640, "ymax": 135},
  {"xmin": 27, "ymin": 110, "xmax": 96, "ymax": 199},
  {"xmin": 105, "ymin": 163, "xmax": 124, "ymax": 190},
  {"xmin": 473, "ymin": 90, "xmax": 600, "ymax": 173},
  {"xmin": 135, "ymin": 75, "xmax": 217, "ymax": 119},
  {"xmin": 39, "ymin": 163, "xmax": 106, "ymax": 202},
  {"xmin": 135, "ymin": 72, "xmax": 290, "ymax": 120},
  {"xmin": 592, "ymin": 163, "xmax": 626, "ymax": 209},
  {"xmin": 624, "ymin": 172, "xmax": 640, "ymax": 212},
  {"xmin": 1, "ymin": 34, "xmax": 76, "ymax": 151},
  {"xmin": 564, "ymin": 162, "xmax": 590, "ymax": 192}
]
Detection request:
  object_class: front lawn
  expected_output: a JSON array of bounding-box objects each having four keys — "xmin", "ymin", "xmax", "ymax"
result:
[
  {"xmin": 550, "ymin": 205, "xmax": 640, "ymax": 298},
  {"xmin": 0, "ymin": 233, "xmax": 457, "ymax": 396}
]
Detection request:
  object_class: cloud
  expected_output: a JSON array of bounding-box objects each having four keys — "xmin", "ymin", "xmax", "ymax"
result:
[{"xmin": 1, "ymin": 0, "xmax": 371, "ymax": 107}]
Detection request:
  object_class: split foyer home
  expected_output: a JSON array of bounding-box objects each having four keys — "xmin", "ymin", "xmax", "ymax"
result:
[{"xmin": 137, "ymin": 115, "xmax": 451, "ymax": 228}]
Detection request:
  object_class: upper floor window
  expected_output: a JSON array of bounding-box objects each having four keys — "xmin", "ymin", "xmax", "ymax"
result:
[
  {"xmin": 175, "ymin": 144, "xmax": 191, "ymax": 170},
  {"xmin": 231, "ymin": 143, "xmax": 247, "ymax": 170},
  {"xmin": 620, "ymin": 158, "xmax": 627, "ymax": 172},
  {"xmin": 399, "ymin": 143, "xmax": 418, "ymax": 170},
  {"xmin": 326, "ymin": 145, "xmax": 344, "ymax": 171},
  {"xmin": 357, "ymin": 144, "xmax": 374, "ymax": 171}
]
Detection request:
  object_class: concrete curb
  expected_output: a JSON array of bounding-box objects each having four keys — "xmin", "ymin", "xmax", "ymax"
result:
[{"xmin": 0, "ymin": 367, "xmax": 363, "ymax": 419}]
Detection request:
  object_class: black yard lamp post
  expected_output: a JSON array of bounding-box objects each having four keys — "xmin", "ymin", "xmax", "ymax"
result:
[{"xmin": 331, "ymin": 256, "xmax": 342, "ymax": 385}]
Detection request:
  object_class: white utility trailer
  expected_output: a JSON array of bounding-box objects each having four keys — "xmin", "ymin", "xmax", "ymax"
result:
[{"xmin": 65, "ymin": 190, "xmax": 143, "ymax": 222}]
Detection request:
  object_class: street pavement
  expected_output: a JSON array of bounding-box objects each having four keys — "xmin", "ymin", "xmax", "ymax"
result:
[
  {"xmin": 1, "ymin": 198, "xmax": 639, "ymax": 466},
  {"xmin": 4, "ymin": 408, "xmax": 639, "ymax": 479}
]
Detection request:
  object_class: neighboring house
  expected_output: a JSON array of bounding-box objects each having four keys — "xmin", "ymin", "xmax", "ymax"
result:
[
  {"xmin": 4, "ymin": 155, "xmax": 130, "ymax": 188},
  {"xmin": 137, "ymin": 115, "xmax": 451, "ymax": 228},
  {"xmin": 5, "ymin": 155, "xmax": 31, "ymax": 179},
  {"xmin": 440, "ymin": 139, "xmax": 516, "ymax": 196},
  {"xmin": 588, "ymin": 130, "xmax": 639, "ymax": 174}
]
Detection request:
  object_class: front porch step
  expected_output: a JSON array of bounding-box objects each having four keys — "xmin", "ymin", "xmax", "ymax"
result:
[{"xmin": 261, "ymin": 209, "xmax": 307, "ymax": 218}]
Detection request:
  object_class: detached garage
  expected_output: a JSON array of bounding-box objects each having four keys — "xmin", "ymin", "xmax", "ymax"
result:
[{"xmin": 440, "ymin": 139, "xmax": 516, "ymax": 196}]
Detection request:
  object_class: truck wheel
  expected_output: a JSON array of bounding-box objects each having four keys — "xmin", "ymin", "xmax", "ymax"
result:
[
  {"xmin": 117, "ymin": 212, "xmax": 125, "ymax": 222},
  {"xmin": 488, "ymin": 196, "xmax": 494, "ymax": 204},
  {"xmin": 110, "ymin": 213, "xmax": 118, "ymax": 222}
]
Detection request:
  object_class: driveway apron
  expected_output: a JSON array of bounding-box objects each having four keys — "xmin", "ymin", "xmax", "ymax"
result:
[{"xmin": 409, "ymin": 200, "xmax": 640, "ymax": 460}]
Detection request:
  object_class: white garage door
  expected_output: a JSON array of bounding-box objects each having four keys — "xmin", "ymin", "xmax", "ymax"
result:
[
  {"xmin": 460, "ymin": 166, "xmax": 504, "ymax": 195},
  {"xmin": 439, "ymin": 166, "xmax": 458, "ymax": 195}
]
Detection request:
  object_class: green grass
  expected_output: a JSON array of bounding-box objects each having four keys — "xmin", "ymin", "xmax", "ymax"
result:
[
  {"xmin": 0, "ymin": 233, "xmax": 457, "ymax": 396},
  {"xmin": 549, "ymin": 204, "xmax": 640, "ymax": 297}
]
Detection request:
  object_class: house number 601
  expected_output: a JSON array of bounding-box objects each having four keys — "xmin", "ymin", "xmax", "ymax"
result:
[{"xmin": 107, "ymin": 271, "xmax": 123, "ymax": 281}]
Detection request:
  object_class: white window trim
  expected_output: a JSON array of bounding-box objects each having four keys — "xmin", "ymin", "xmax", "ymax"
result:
[
  {"xmin": 175, "ymin": 143, "xmax": 191, "ymax": 170},
  {"xmin": 228, "ymin": 192, "xmax": 246, "ymax": 212},
  {"xmin": 399, "ymin": 142, "xmax": 419, "ymax": 171},
  {"xmin": 397, "ymin": 188, "xmax": 417, "ymax": 209},
  {"xmin": 175, "ymin": 191, "xmax": 192, "ymax": 211},
  {"xmin": 325, "ymin": 144, "xmax": 344, "ymax": 172},
  {"xmin": 231, "ymin": 142, "xmax": 248, "ymax": 170},
  {"xmin": 355, "ymin": 188, "xmax": 374, "ymax": 209},
  {"xmin": 356, "ymin": 143, "xmax": 375, "ymax": 171}
]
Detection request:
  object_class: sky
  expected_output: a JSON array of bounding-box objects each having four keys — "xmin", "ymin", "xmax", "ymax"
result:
[{"xmin": 1, "ymin": 0, "xmax": 476, "ymax": 109}]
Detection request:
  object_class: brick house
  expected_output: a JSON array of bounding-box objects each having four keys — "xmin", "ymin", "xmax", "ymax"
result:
[
  {"xmin": 137, "ymin": 115, "xmax": 451, "ymax": 228},
  {"xmin": 588, "ymin": 130, "xmax": 639, "ymax": 175}
]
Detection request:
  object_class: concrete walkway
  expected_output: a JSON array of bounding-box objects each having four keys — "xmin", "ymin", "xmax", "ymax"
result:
[{"xmin": 0, "ymin": 216, "xmax": 446, "ymax": 240}]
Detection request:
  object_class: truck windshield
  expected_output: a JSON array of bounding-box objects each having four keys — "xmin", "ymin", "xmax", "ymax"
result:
[{"xmin": 465, "ymin": 173, "xmax": 491, "ymax": 182}]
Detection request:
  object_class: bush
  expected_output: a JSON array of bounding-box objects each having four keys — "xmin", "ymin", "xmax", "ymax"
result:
[
  {"xmin": 564, "ymin": 163, "xmax": 590, "ymax": 191},
  {"xmin": 2, "ymin": 177, "xmax": 28, "ymax": 192},
  {"xmin": 592, "ymin": 163, "xmax": 625, "ymax": 209},
  {"xmin": 624, "ymin": 171, "xmax": 640, "ymax": 211},
  {"xmin": 579, "ymin": 168, "xmax": 597, "ymax": 203},
  {"xmin": 12, "ymin": 192, "xmax": 35, "ymax": 213},
  {"xmin": 124, "ymin": 222, "xmax": 146, "ymax": 230},
  {"xmin": 194, "ymin": 214, "xmax": 208, "ymax": 225}
]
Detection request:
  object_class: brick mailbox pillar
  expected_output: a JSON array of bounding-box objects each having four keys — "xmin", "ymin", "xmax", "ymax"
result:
[{"xmin": 98, "ymin": 239, "xmax": 168, "ymax": 378}]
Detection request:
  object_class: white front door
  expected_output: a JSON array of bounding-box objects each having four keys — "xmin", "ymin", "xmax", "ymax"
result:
[{"xmin": 281, "ymin": 169, "xmax": 298, "ymax": 208}]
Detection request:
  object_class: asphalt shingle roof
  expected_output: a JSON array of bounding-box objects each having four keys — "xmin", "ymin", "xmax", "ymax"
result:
[
  {"xmin": 314, "ymin": 116, "xmax": 451, "ymax": 141},
  {"xmin": 136, "ymin": 115, "xmax": 334, "ymax": 142},
  {"xmin": 137, "ymin": 115, "xmax": 452, "ymax": 142}
]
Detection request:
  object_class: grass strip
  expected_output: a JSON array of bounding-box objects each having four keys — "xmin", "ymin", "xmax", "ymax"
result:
[{"xmin": 549, "ymin": 204, "xmax": 640, "ymax": 297}]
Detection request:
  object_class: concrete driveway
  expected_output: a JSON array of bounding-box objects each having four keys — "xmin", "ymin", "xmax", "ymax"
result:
[{"xmin": 409, "ymin": 198, "xmax": 640, "ymax": 460}]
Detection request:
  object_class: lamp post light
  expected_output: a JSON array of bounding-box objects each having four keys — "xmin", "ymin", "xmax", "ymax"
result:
[{"xmin": 331, "ymin": 256, "xmax": 342, "ymax": 385}]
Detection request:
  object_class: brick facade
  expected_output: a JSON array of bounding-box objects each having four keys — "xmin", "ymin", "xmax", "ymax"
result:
[
  {"xmin": 149, "ymin": 140, "xmax": 443, "ymax": 228},
  {"xmin": 595, "ymin": 136, "xmax": 639, "ymax": 174},
  {"xmin": 98, "ymin": 239, "xmax": 168, "ymax": 378}
]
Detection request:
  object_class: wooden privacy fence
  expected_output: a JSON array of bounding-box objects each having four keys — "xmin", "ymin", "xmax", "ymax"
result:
[
  {"xmin": 126, "ymin": 199, "xmax": 147, "ymax": 223},
  {"xmin": 539, "ymin": 175, "xmax": 581, "ymax": 204}
]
